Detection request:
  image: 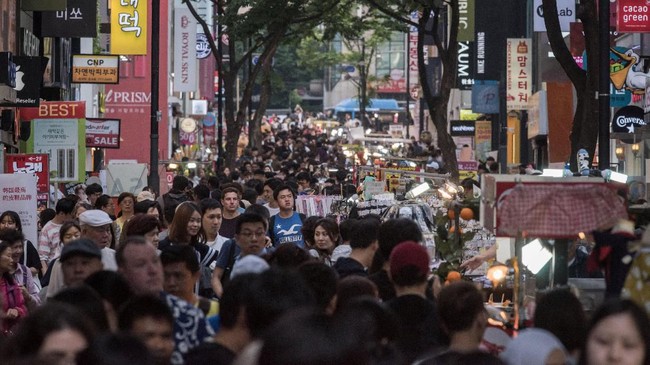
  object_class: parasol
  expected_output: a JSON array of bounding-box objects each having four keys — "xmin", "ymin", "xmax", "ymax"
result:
[{"xmin": 497, "ymin": 184, "xmax": 628, "ymax": 238}]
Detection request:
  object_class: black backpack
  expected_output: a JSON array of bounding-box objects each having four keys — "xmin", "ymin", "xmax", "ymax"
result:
[{"xmin": 162, "ymin": 192, "xmax": 189, "ymax": 224}]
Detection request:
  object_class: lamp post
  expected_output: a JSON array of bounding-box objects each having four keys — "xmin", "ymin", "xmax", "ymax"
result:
[
  {"xmin": 358, "ymin": 38, "xmax": 368, "ymax": 130},
  {"xmin": 148, "ymin": 0, "xmax": 160, "ymax": 193}
]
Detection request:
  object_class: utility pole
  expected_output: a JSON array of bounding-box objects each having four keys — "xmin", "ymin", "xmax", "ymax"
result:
[
  {"xmin": 359, "ymin": 38, "xmax": 367, "ymax": 129},
  {"xmin": 598, "ymin": 0, "xmax": 610, "ymax": 169},
  {"xmin": 149, "ymin": 0, "xmax": 160, "ymax": 193},
  {"xmin": 216, "ymin": 2, "xmax": 224, "ymax": 172}
]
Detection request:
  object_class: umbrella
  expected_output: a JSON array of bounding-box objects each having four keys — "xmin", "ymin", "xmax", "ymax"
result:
[{"xmin": 497, "ymin": 183, "xmax": 628, "ymax": 238}]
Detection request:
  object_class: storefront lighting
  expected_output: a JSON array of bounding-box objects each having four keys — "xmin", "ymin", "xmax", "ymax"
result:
[
  {"xmin": 168, "ymin": 163, "xmax": 178, "ymax": 169},
  {"xmin": 615, "ymin": 146, "xmax": 624, "ymax": 160},
  {"xmin": 187, "ymin": 162, "xmax": 197, "ymax": 169},
  {"xmin": 521, "ymin": 239, "xmax": 552, "ymax": 274},
  {"xmin": 486, "ymin": 263, "xmax": 509, "ymax": 288},
  {"xmin": 632, "ymin": 143, "xmax": 640, "ymax": 157}
]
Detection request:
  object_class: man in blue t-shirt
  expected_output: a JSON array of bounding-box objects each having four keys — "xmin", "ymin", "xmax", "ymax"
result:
[{"xmin": 268, "ymin": 184, "xmax": 305, "ymax": 247}]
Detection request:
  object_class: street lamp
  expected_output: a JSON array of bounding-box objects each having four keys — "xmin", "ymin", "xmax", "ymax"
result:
[{"xmin": 632, "ymin": 143, "xmax": 640, "ymax": 158}]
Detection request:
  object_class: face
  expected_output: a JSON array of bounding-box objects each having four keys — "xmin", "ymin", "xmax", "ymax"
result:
[
  {"xmin": 10, "ymin": 241, "xmax": 23, "ymax": 263},
  {"xmin": 144, "ymin": 228, "xmax": 160, "ymax": 248},
  {"xmin": 163, "ymin": 261, "xmax": 199, "ymax": 299},
  {"xmin": 61, "ymin": 256, "xmax": 103, "ymax": 287},
  {"xmin": 186, "ymin": 210, "xmax": 202, "ymax": 237},
  {"xmin": 0, "ymin": 215, "xmax": 17, "ymax": 230},
  {"xmin": 222, "ymin": 192, "xmax": 240, "ymax": 213},
  {"xmin": 146, "ymin": 207, "xmax": 160, "ymax": 220},
  {"xmin": 62, "ymin": 226, "xmax": 82, "ymax": 244},
  {"xmin": 119, "ymin": 243, "xmax": 164, "ymax": 294},
  {"xmin": 314, "ymin": 226, "xmax": 335, "ymax": 252},
  {"xmin": 120, "ymin": 197, "xmax": 135, "ymax": 214},
  {"xmin": 235, "ymin": 222, "xmax": 266, "ymax": 256},
  {"xmin": 0, "ymin": 247, "xmax": 13, "ymax": 273},
  {"xmin": 39, "ymin": 328, "xmax": 88, "ymax": 365},
  {"xmin": 75, "ymin": 206, "xmax": 88, "ymax": 220},
  {"xmin": 276, "ymin": 189, "xmax": 294, "ymax": 211},
  {"xmin": 102, "ymin": 200, "xmax": 116, "ymax": 216},
  {"xmin": 131, "ymin": 317, "xmax": 175, "ymax": 364},
  {"xmin": 202, "ymin": 207, "xmax": 222, "ymax": 238},
  {"xmin": 263, "ymin": 186, "xmax": 274, "ymax": 202},
  {"xmin": 586, "ymin": 313, "xmax": 646, "ymax": 365},
  {"xmin": 83, "ymin": 224, "xmax": 112, "ymax": 249},
  {"xmin": 88, "ymin": 192, "xmax": 102, "ymax": 205}
]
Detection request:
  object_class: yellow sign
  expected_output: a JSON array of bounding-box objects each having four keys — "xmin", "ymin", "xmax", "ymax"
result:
[
  {"xmin": 72, "ymin": 55, "xmax": 120, "ymax": 84},
  {"xmin": 110, "ymin": 0, "xmax": 147, "ymax": 55}
]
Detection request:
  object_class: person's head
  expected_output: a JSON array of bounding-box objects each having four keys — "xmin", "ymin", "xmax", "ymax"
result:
[
  {"xmin": 298, "ymin": 262, "xmax": 339, "ymax": 314},
  {"xmin": 0, "ymin": 210, "xmax": 22, "ymax": 231},
  {"xmin": 160, "ymin": 245, "xmax": 200, "ymax": 300},
  {"xmin": 74, "ymin": 202, "xmax": 93, "ymax": 220},
  {"xmin": 85, "ymin": 183, "xmax": 103, "ymax": 205},
  {"xmin": 580, "ymin": 299, "xmax": 649, "ymax": 365},
  {"xmin": 59, "ymin": 221, "xmax": 82, "ymax": 245},
  {"xmin": 438, "ymin": 281, "xmax": 487, "ymax": 340},
  {"xmin": 314, "ymin": 218, "xmax": 340, "ymax": 254},
  {"xmin": 168, "ymin": 201, "xmax": 202, "ymax": 244},
  {"xmin": 79, "ymin": 210, "xmax": 113, "ymax": 249},
  {"xmin": 335, "ymin": 276, "xmax": 379, "ymax": 311},
  {"xmin": 338, "ymin": 219, "xmax": 356, "ymax": 244},
  {"xmin": 296, "ymin": 172, "xmax": 311, "ymax": 190},
  {"xmin": 0, "ymin": 240, "xmax": 14, "ymax": 275},
  {"xmin": 193, "ymin": 184, "xmax": 211, "ymax": 202},
  {"xmin": 123, "ymin": 214, "xmax": 162, "ymax": 248},
  {"xmin": 199, "ymin": 198, "xmax": 222, "ymax": 240},
  {"xmin": 0, "ymin": 302, "xmax": 95, "ymax": 363},
  {"xmin": 221, "ymin": 187, "xmax": 241, "ymax": 214},
  {"xmin": 84, "ymin": 270, "xmax": 134, "ymax": 333},
  {"xmin": 263, "ymin": 178, "xmax": 283, "ymax": 203},
  {"xmin": 55, "ymin": 197, "xmax": 77, "ymax": 217},
  {"xmin": 301, "ymin": 216, "xmax": 322, "ymax": 249},
  {"xmin": 118, "ymin": 295, "xmax": 175, "ymax": 365},
  {"xmin": 534, "ymin": 288, "xmax": 587, "ymax": 354},
  {"xmin": 235, "ymin": 213, "xmax": 268, "ymax": 256},
  {"xmin": 76, "ymin": 333, "xmax": 154, "ymax": 365},
  {"xmin": 94, "ymin": 195, "xmax": 115, "ymax": 216},
  {"xmin": 117, "ymin": 192, "xmax": 135, "ymax": 216},
  {"xmin": 377, "ymin": 218, "xmax": 423, "ymax": 263},
  {"xmin": 349, "ymin": 218, "xmax": 379, "ymax": 249},
  {"xmin": 501, "ymin": 328, "xmax": 567, "ymax": 365},
  {"xmin": 265, "ymin": 243, "xmax": 313, "ymax": 269},
  {"xmin": 219, "ymin": 274, "xmax": 258, "ymax": 332},
  {"xmin": 116, "ymin": 236, "xmax": 164, "ymax": 295},
  {"xmin": 273, "ymin": 184, "xmax": 296, "ymax": 212},
  {"xmin": 51, "ymin": 285, "xmax": 111, "ymax": 333},
  {"xmin": 0, "ymin": 229, "xmax": 24, "ymax": 264},
  {"xmin": 59, "ymin": 238, "xmax": 104, "ymax": 287},
  {"xmin": 171, "ymin": 175, "xmax": 190, "ymax": 192},
  {"xmin": 389, "ymin": 241, "xmax": 430, "ymax": 287}
]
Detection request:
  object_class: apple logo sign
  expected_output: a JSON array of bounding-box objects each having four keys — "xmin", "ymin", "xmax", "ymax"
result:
[{"xmin": 14, "ymin": 65, "xmax": 25, "ymax": 92}]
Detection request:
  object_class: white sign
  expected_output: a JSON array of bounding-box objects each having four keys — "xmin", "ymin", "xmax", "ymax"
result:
[
  {"xmin": 506, "ymin": 38, "xmax": 532, "ymax": 110},
  {"xmin": 533, "ymin": 0, "xmax": 575, "ymax": 32},
  {"xmin": 173, "ymin": 8, "xmax": 197, "ymax": 92},
  {"xmin": 106, "ymin": 163, "xmax": 148, "ymax": 196},
  {"xmin": 0, "ymin": 174, "xmax": 38, "ymax": 246},
  {"xmin": 527, "ymin": 89, "xmax": 549, "ymax": 138},
  {"xmin": 33, "ymin": 118, "xmax": 80, "ymax": 182},
  {"xmin": 191, "ymin": 99, "xmax": 208, "ymax": 115}
]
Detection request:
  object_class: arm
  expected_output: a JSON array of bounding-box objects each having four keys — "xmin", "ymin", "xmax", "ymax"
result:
[
  {"xmin": 211, "ymin": 267, "xmax": 224, "ymax": 298},
  {"xmin": 460, "ymin": 243, "xmax": 498, "ymax": 271}
]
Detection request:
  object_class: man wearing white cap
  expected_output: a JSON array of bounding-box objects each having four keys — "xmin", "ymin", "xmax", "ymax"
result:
[{"xmin": 78, "ymin": 210, "xmax": 117, "ymax": 271}]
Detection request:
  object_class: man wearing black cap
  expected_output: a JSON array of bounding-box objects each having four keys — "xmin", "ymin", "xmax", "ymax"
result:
[{"xmin": 59, "ymin": 239, "xmax": 103, "ymax": 289}]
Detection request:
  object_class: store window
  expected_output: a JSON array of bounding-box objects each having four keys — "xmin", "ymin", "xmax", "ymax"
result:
[{"xmin": 375, "ymin": 32, "xmax": 405, "ymax": 79}]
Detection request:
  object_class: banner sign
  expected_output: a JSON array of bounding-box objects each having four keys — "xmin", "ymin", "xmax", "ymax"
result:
[
  {"xmin": 173, "ymin": 8, "xmax": 197, "ymax": 92},
  {"xmin": 202, "ymin": 113, "xmax": 216, "ymax": 145},
  {"xmin": 0, "ymin": 174, "xmax": 39, "ymax": 248},
  {"xmin": 458, "ymin": 0, "xmax": 475, "ymax": 41},
  {"xmin": 472, "ymin": 80, "xmax": 499, "ymax": 114},
  {"xmin": 86, "ymin": 118, "xmax": 121, "ymax": 149},
  {"xmin": 110, "ymin": 0, "xmax": 147, "ymax": 55},
  {"xmin": 0, "ymin": 56, "xmax": 42, "ymax": 107},
  {"xmin": 72, "ymin": 55, "xmax": 119, "ymax": 84},
  {"xmin": 41, "ymin": 0, "xmax": 97, "ymax": 38},
  {"xmin": 506, "ymin": 38, "xmax": 532, "ymax": 110},
  {"xmin": 475, "ymin": 120, "xmax": 492, "ymax": 162},
  {"xmin": 457, "ymin": 41, "xmax": 475, "ymax": 89},
  {"xmin": 450, "ymin": 120, "xmax": 476, "ymax": 136},
  {"xmin": 612, "ymin": 106, "xmax": 646, "ymax": 133},
  {"xmin": 5, "ymin": 154, "xmax": 49, "ymax": 202},
  {"xmin": 533, "ymin": 0, "xmax": 575, "ymax": 32},
  {"xmin": 617, "ymin": 0, "xmax": 650, "ymax": 33}
]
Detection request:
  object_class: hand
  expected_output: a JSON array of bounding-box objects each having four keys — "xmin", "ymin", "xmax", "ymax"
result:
[
  {"xmin": 20, "ymin": 286, "xmax": 30, "ymax": 303},
  {"xmin": 265, "ymin": 236, "xmax": 272, "ymax": 248},
  {"xmin": 6, "ymin": 308, "xmax": 19, "ymax": 319},
  {"xmin": 460, "ymin": 255, "xmax": 485, "ymax": 271}
]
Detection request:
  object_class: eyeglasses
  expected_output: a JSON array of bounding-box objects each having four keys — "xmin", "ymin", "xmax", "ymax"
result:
[{"xmin": 239, "ymin": 230, "xmax": 266, "ymax": 238}]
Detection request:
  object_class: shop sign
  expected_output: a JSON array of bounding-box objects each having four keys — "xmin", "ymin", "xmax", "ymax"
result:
[
  {"xmin": 617, "ymin": 0, "xmax": 650, "ymax": 33},
  {"xmin": 533, "ymin": 0, "xmax": 575, "ymax": 32},
  {"xmin": 450, "ymin": 120, "xmax": 476, "ymax": 136},
  {"xmin": 0, "ymin": 56, "xmax": 42, "ymax": 107},
  {"xmin": 180, "ymin": 130, "xmax": 197, "ymax": 145},
  {"xmin": 0, "ymin": 173, "xmax": 39, "ymax": 247},
  {"xmin": 86, "ymin": 118, "xmax": 121, "ymax": 149},
  {"xmin": 174, "ymin": 8, "xmax": 197, "ymax": 92},
  {"xmin": 612, "ymin": 106, "xmax": 645, "ymax": 133},
  {"xmin": 197, "ymin": 33, "xmax": 212, "ymax": 59},
  {"xmin": 72, "ymin": 55, "xmax": 120, "ymax": 84},
  {"xmin": 506, "ymin": 38, "xmax": 532, "ymax": 110},
  {"xmin": 110, "ymin": 0, "xmax": 147, "ymax": 55},
  {"xmin": 41, "ymin": 0, "xmax": 97, "ymax": 38},
  {"xmin": 5, "ymin": 154, "xmax": 49, "ymax": 199},
  {"xmin": 458, "ymin": 0, "xmax": 475, "ymax": 41},
  {"xmin": 472, "ymin": 80, "xmax": 499, "ymax": 114},
  {"xmin": 457, "ymin": 41, "xmax": 475, "ymax": 89},
  {"xmin": 528, "ymin": 90, "xmax": 549, "ymax": 139}
]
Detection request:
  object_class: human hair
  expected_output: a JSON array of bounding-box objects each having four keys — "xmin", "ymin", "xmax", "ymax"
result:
[
  {"xmin": 160, "ymin": 244, "xmax": 200, "ymax": 274},
  {"xmin": 295, "ymin": 171, "xmax": 310, "ymax": 182},
  {"xmin": 219, "ymin": 274, "xmax": 258, "ymax": 329},
  {"xmin": 336, "ymin": 276, "xmax": 378, "ymax": 311},
  {"xmin": 377, "ymin": 218, "xmax": 422, "ymax": 261},
  {"xmin": 273, "ymin": 184, "xmax": 296, "ymax": 201},
  {"xmin": 207, "ymin": 176, "xmax": 220, "ymax": 190},
  {"xmin": 94, "ymin": 195, "xmax": 112, "ymax": 210},
  {"xmin": 437, "ymin": 281, "xmax": 485, "ymax": 335},
  {"xmin": 123, "ymin": 214, "xmax": 161, "ymax": 237},
  {"xmin": 199, "ymin": 198, "xmax": 222, "ymax": 214},
  {"xmin": 534, "ymin": 288, "xmax": 587, "ymax": 353},
  {"xmin": 171, "ymin": 175, "xmax": 190, "ymax": 191},
  {"xmin": 0, "ymin": 302, "xmax": 95, "ymax": 359},
  {"xmin": 193, "ymin": 184, "xmax": 211, "ymax": 201},
  {"xmin": 235, "ymin": 213, "xmax": 267, "ymax": 234},
  {"xmin": 59, "ymin": 221, "xmax": 82, "ymax": 243},
  {"xmin": 349, "ymin": 219, "xmax": 379, "ymax": 249},
  {"xmin": 338, "ymin": 219, "xmax": 356, "ymax": 243},
  {"xmin": 263, "ymin": 177, "xmax": 283, "ymax": 192},
  {"xmin": 118, "ymin": 295, "xmax": 173, "ymax": 332},
  {"xmin": 167, "ymin": 201, "xmax": 202, "ymax": 245},
  {"xmin": 39, "ymin": 208, "xmax": 56, "ymax": 227},
  {"xmin": 73, "ymin": 202, "xmax": 93, "ymax": 217},
  {"xmin": 242, "ymin": 188, "xmax": 259, "ymax": 205},
  {"xmin": 115, "ymin": 236, "xmax": 148, "ymax": 268},
  {"xmin": 56, "ymin": 197, "xmax": 77, "ymax": 215},
  {"xmin": 265, "ymin": 243, "xmax": 313, "ymax": 269},
  {"xmin": 84, "ymin": 271, "xmax": 134, "ymax": 316},
  {"xmin": 0, "ymin": 228, "xmax": 24, "ymax": 245},
  {"xmin": 133, "ymin": 200, "xmax": 159, "ymax": 214},
  {"xmin": 51, "ymin": 285, "xmax": 110, "ymax": 333},
  {"xmin": 76, "ymin": 333, "xmax": 153, "ymax": 365},
  {"xmin": 244, "ymin": 204, "xmax": 270, "ymax": 229},
  {"xmin": 298, "ymin": 262, "xmax": 339, "ymax": 313},
  {"xmin": 117, "ymin": 192, "xmax": 135, "ymax": 206},
  {"xmin": 221, "ymin": 186, "xmax": 241, "ymax": 200},
  {"xmin": 0, "ymin": 210, "xmax": 22, "ymax": 231},
  {"xmin": 315, "ymin": 218, "xmax": 340, "ymax": 246},
  {"xmin": 85, "ymin": 183, "xmax": 103, "ymax": 196},
  {"xmin": 578, "ymin": 298, "xmax": 650, "ymax": 365},
  {"xmin": 245, "ymin": 178, "xmax": 264, "ymax": 196},
  {"xmin": 301, "ymin": 216, "xmax": 322, "ymax": 248}
]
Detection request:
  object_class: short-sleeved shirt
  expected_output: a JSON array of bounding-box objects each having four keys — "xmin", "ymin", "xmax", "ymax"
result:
[
  {"xmin": 38, "ymin": 221, "xmax": 63, "ymax": 264},
  {"xmin": 269, "ymin": 212, "xmax": 304, "ymax": 247},
  {"xmin": 219, "ymin": 216, "xmax": 238, "ymax": 239}
]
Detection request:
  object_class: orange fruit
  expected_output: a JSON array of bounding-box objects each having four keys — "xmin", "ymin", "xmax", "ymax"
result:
[
  {"xmin": 448, "ymin": 225, "xmax": 461, "ymax": 234},
  {"xmin": 460, "ymin": 207, "xmax": 474, "ymax": 220},
  {"xmin": 446, "ymin": 271, "xmax": 462, "ymax": 282}
]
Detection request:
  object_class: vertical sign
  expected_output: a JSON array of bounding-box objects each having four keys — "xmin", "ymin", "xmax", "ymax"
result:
[
  {"xmin": 408, "ymin": 11, "xmax": 419, "ymax": 90},
  {"xmin": 458, "ymin": 0, "xmax": 475, "ymax": 41},
  {"xmin": 5, "ymin": 154, "xmax": 49, "ymax": 206},
  {"xmin": 174, "ymin": 8, "xmax": 197, "ymax": 92},
  {"xmin": 0, "ymin": 174, "xmax": 39, "ymax": 247},
  {"xmin": 457, "ymin": 41, "xmax": 475, "ymax": 89},
  {"xmin": 110, "ymin": 0, "xmax": 148, "ymax": 55},
  {"xmin": 506, "ymin": 38, "xmax": 532, "ymax": 110},
  {"xmin": 474, "ymin": 120, "xmax": 492, "ymax": 162}
]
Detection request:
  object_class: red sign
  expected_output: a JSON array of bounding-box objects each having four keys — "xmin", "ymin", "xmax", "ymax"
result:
[
  {"xmin": 617, "ymin": 0, "xmax": 650, "ymax": 32},
  {"xmin": 179, "ymin": 130, "xmax": 197, "ymax": 145},
  {"xmin": 19, "ymin": 101, "xmax": 86, "ymax": 120},
  {"xmin": 5, "ymin": 153, "xmax": 50, "ymax": 197},
  {"xmin": 86, "ymin": 118, "xmax": 121, "ymax": 149}
]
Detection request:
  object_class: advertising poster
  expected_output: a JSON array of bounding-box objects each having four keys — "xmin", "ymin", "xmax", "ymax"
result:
[
  {"xmin": 0, "ymin": 173, "xmax": 38, "ymax": 246},
  {"xmin": 5, "ymin": 153, "xmax": 49, "ymax": 207},
  {"xmin": 86, "ymin": 118, "xmax": 121, "ymax": 149},
  {"xmin": 474, "ymin": 120, "xmax": 492, "ymax": 162}
]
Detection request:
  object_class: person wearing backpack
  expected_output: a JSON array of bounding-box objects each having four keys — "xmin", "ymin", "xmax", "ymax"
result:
[
  {"xmin": 157, "ymin": 175, "xmax": 191, "ymax": 226},
  {"xmin": 267, "ymin": 184, "xmax": 305, "ymax": 248}
]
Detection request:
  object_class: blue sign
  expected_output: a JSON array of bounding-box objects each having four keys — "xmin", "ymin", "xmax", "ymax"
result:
[
  {"xmin": 202, "ymin": 112, "xmax": 216, "ymax": 127},
  {"xmin": 472, "ymin": 80, "xmax": 499, "ymax": 114}
]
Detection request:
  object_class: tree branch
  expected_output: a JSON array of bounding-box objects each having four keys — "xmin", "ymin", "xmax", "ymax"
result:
[{"xmin": 364, "ymin": 0, "xmax": 417, "ymax": 27}]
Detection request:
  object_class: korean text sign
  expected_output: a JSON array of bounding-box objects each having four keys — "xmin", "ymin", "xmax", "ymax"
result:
[
  {"xmin": 111, "ymin": 0, "xmax": 147, "ymax": 55},
  {"xmin": 506, "ymin": 38, "xmax": 532, "ymax": 110},
  {"xmin": 5, "ymin": 154, "xmax": 49, "ymax": 201},
  {"xmin": 0, "ymin": 174, "xmax": 38, "ymax": 246}
]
